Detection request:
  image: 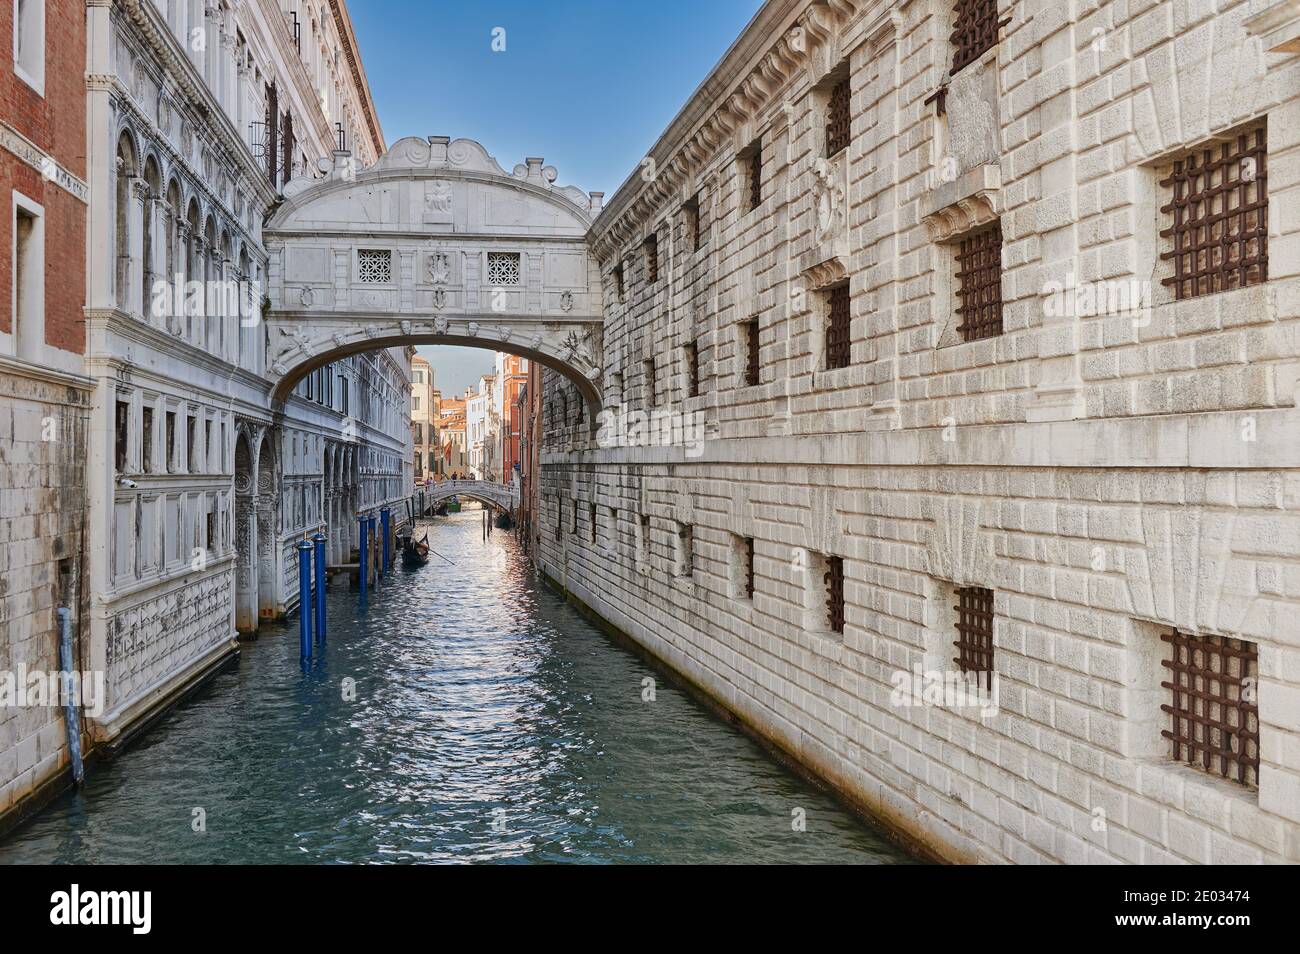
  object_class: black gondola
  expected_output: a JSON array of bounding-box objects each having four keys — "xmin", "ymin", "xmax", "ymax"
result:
[{"xmin": 401, "ymin": 532, "xmax": 430, "ymax": 568}]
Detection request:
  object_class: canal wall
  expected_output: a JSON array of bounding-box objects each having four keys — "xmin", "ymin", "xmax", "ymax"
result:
[{"xmin": 536, "ymin": 0, "xmax": 1300, "ymax": 864}]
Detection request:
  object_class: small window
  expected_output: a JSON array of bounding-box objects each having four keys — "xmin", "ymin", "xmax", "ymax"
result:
[
  {"xmin": 825, "ymin": 283, "xmax": 851, "ymax": 369},
  {"xmin": 955, "ymin": 222, "xmax": 1004, "ymax": 341},
  {"xmin": 1161, "ymin": 629, "xmax": 1259, "ymax": 788},
  {"xmin": 825, "ymin": 555, "xmax": 845, "ymax": 634},
  {"xmin": 141, "ymin": 406, "xmax": 154, "ymax": 474},
  {"xmin": 589, "ymin": 503, "xmax": 598, "ymax": 544},
  {"xmin": 685, "ymin": 341, "xmax": 700, "ymax": 398},
  {"xmin": 743, "ymin": 537, "xmax": 755, "ymax": 598},
  {"xmin": 683, "ymin": 196, "xmax": 701, "ymax": 253},
  {"xmin": 1159, "ymin": 122, "xmax": 1268, "ymax": 302},
  {"xmin": 744, "ymin": 140, "xmax": 763, "ymax": 212},
  {"xmin": 742, "ymin": 318, "xmax": 760, "ymax": 387},
  {"xmin": 826, "ymin": 76, "xmax": 850, "ymax": 157},
  {"xmin": 358, "ymin": 249, "xmax": 392, "ymax": 284},
  {"xmin": 950, "ymin": 0, "xmax": 1005, "ymax": 76},
  {"xmin": 13, "ymin": 198, "xmax": 43, "ymax": 361},
  {"xmin": 13, "ymin": 0, "xmax": 46, "ymax": 94},
  {"xmin": 638, "ymin": 514, "xmax": 651, "ymax": 562},
  {"xmin": 186, "ymin": 414, "xmax": 197, "ymax": 473},
  {"xmin": 644, "ymin": 358, "xmax": 656, "ymax": 408},
  {"xmin": 554, "ymin": 498, "xmax": 562, "ymax": 541},
  {"xmin": 205, "ymin": 501, "xmax": 217, "ymax": 554},
  {"xmin": 644, "ymin": 234, "xmax": 658, "ymax": 283},
  {"xmin": 165, "ymin": 411, "xmax": 177, "ymax": 472},
  {"xmin": 114, "ymin": 400, "xmax": 130, "ymax": 474},
  {"xmin": 676, "ymin": 524, "xmax": 693, "ymax": 577},
  {"xmin": 953, "ymin": 586, "xmax": 994, "ymax": 689},
  {"xmin": 571, "ymin": 499, "xmax": 578, "ymax": 534},
  {"xmin": 487, "ymin": 251, "xmax": 521, "ymax": 286},
  {"xmin": 613, "ymin": 262, "xmax": 625, "ymax": 301}
]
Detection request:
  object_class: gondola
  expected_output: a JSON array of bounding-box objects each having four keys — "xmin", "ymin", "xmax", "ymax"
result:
[{"xmin": 401, "ymin": 532, "xmax": 431, "ymax": 568}]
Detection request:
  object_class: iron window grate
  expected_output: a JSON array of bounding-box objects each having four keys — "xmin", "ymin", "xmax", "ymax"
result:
[
  {"xmin": 1159, "ymin": 123, "xmax": 1268, "ymax": 301},
  {"xmin": 953, "ymin": 586, "xmax": 994, "ymax": 689},
  {"xmin": 744, "ymin": 319, "xmax": 761, "ymax": 387},
  {"xmin": 826, "ymin": 77, "xmax": 851, "ymax": 157},
  {"xmin": 747, "ymin": 145, "xmax": 763, "ymax": 212},
  {"xmin": 826, "ymin": 284, "xmax": 851, "ymax": 369},
  {"xmin": 687, "ymin": 342, "xmax": 700, "ymax": 398},
  {"xmin": 1160, "ymin": 630, "xmax": 1259, "ymax": 788},
  {"xmin": 955, "ymin": 222, "xmax": 1004, "ymax": 341},
  {"xmin": 614, "ymin": 263, "xmax": 624, "ymax": 301},
  {"xmin": 825, "ymin": 556, "xmax": 845, "ymax": 634},
  {"xmin": 950, "ymin": 0, "xmax": 1005, "ymax": 76}
]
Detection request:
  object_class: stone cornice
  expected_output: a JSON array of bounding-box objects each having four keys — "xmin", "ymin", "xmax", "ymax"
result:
[
  {"xmin": 589, "ymin": 0, "xmax": 887, "ymax": 262},
  {"xmin": 119, "ymin": 0, "xmax": 277, "ymax": 210},
  {"xmin": 325, "ymin": 0, "xmax": 386, "ymax": 157}
]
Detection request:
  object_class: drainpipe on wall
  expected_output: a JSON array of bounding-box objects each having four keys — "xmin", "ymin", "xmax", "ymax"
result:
[{"xmin": 56, "ymin": 607, "xmax": 85, "ymax": 787}]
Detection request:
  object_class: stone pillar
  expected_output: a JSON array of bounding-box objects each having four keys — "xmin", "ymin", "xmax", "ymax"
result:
[{"xmin": 128, "ymin": 178, "xmax": 148, "ymax": 319}]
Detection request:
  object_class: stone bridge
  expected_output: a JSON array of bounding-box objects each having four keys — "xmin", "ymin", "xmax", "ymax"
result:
[
  {"xmin": 421, "ymin": 479, "xmax": 519, "ymax": 512},
  {"xmin": 262, "ymin": 136, "xmax": 606, "ymax": 403}
]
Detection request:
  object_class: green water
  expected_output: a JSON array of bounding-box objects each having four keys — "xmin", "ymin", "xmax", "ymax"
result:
[{"xmin": 0, "ymin": 511, "xmax": 914, "ymax": 864}]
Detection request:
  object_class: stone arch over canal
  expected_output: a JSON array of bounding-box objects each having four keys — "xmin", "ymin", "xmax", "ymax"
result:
[
  {"xmin": 262, "ymin": 136, "xmax": 606, "ymax": 405},
  {"xmin": 421, "ymin": 479, "xmax": 519, "ymax": 514}
]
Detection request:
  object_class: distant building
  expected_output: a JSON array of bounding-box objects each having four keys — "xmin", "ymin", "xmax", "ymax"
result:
[{"xmin": 410, "ymin": 355, "xmax": 438, "ymax": 481}]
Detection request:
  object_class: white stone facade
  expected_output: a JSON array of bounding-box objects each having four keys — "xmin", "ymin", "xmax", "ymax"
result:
[
  {"xmin": 535, "ymin": 0, "xmax": 1300, "ymax": 863},
  {"xmin": 79, "ymin": 0, "xmax": 408, "ymax": 753}
]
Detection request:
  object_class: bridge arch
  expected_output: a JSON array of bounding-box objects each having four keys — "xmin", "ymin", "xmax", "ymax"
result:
[
  {"xmin": 422, "ymin": 479, "xmax": 519, "ymax": 513},
  {"xmin": 263, "ymin": 136, "xmax": 606, "ymax": 405}
]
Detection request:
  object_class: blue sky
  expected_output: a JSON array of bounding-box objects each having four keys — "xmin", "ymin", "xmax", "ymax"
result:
[{"xmin": 348, "ymin": 0, "xmax": 763, "ymax": 397}]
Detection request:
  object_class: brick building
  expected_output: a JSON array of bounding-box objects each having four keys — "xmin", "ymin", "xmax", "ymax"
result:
[
  {"xmin": 0, "ymin": 0, "xmax": 92, "ymax": 829},
  {"xmin": 536, "ymin": 0, "xmax": 1300, "ymax": 863}
]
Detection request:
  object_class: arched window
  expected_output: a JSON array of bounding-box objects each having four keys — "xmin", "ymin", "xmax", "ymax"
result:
[{"xmin": 115, "ymin": 132, "xmax": 136, "ymax": 312}]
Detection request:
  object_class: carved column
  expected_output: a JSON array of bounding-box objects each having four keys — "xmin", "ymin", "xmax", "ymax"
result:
[{"xmin": 128, "ymin": 178, "xmax": 148, "ymax": 320}]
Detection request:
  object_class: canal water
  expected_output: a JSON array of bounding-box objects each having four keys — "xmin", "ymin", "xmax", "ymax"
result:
[{"xmin": 0, "ymin": 510, "xmax": 914, "ymax": 864}]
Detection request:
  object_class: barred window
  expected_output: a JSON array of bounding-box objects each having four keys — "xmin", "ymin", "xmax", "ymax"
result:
[
  {"xmin": 614, "ymin": 262, "xmax": 624, "ymax": 301},
  {"xmin": 825, "ymin": 556, "xmax": 845, "ymax": 634},
  {"xmin": 955, "ymin": 222, "xmax": 1004, "ymax": 341},
  {"xmin": 953, "ymin": 586, "xmax": 994, "ymax": 689},
  {"xmin": 571, "ymin": 499, "xmax": 578, "ymax": 534},
  {"xmin": 825, "ymin": 283, "xmax": 851, "ymax": 369},
  {"xmin": 743, "ymin": 537, "xmax": 755, "ymax": 599},
  {"xmin": 1159, "ymin": 123, "xmax": 1268, "ymax": 302},
  {"xmin": 1161, "ymin": 630, "xmax": 1259, "ymax": 788},
  {"xmin": 685, "ymin": 341, "xmax": 700, "ymax": 398},
  {"xmin": 950, "ymin": 0, "xmax": 1005, "ymax": 76},
  {"xmin": 743, "ymin": 318, "xmax": 760, "ymax": 387},
  {"xmin": 589, "ymin": 503, "xmax": 597, "ymax": 544},
  {"xmin": 639, "ymin": 513, "xmax": 651, "ymax": 561},
  {"xmin": 357, "ymin": 249, "xmax": 391, "ymax": 284},
  {"xmin": 826, "ymin": 76, "xmax": 851, "ymax": 158},
  {"xmin": 555, "ymin": 497, "xmax": 562, "ymax": 541},
  {"xmin": 644, "ymin": 234, "xmax": 659, "ymax": 283},
  {"xmin": 487, "ymin": 252, "xmax": 521, "ymax": 286}
]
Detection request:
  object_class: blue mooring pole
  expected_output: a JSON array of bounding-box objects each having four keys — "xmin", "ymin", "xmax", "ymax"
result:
[
  {"xmin": 369, "ymin": 514, "xmax": 379, "ymax": 580},
  {"xmin": 313, "ymin": 532, "xmax": 327, "ymax": 644},
  {"xmin": 381, "ymin": 508, "xmax": 391, "ymax": 572},
  {"xmin": 358, "ymin": 514, "xmax": 369, "ymax": 601},
  {"xmin": 297, "ymin": 540, "xmax": 313, "ymax": 660}
]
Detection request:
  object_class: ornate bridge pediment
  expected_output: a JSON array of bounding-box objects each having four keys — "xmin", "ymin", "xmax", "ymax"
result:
[{"xmin": 263, "ymin": 136, "xmax": 606, "ymax": 402}]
